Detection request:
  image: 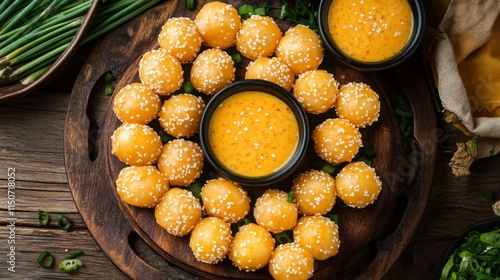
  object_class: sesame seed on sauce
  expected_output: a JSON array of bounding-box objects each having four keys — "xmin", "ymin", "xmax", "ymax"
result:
[{"xmin": 209, "ymin": 91, "xmax": 299, "ymax": 178}]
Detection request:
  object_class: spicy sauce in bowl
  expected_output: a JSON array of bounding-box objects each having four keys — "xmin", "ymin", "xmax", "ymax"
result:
[
  {"xmin": 318, "ymin": 0, "xmax": 425, "ymax": 71},
  {"xmin": 200, "ymin": 80, "xmax": 309, "ymax": 186}
]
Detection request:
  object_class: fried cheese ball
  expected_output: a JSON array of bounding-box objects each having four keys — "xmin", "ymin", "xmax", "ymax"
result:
[
  {"xmin": 189, "ymin": 217, "xmax": 232, "ymax": 264},
  {"xmin": 293, "ymin": 69, "xmax": 339, "ymax": 114},
  {"xmin": 138, "ymin": 48, "xmax": 183, "ymax": 96},
  {"xmin": 190, "ymin": 48, "xmax": 235, "ymax": 95},
  {"xmin": 155, "ymin": 188, "xmax": 202, "ymax": 236},
  {"xmin": 113, "ymin": 83, "xmax": 161, "ymax": 124},
  {"xmin": 293, "ymin": 215, "xmax": 340, "ymax": 261},
  {"xmin": 245, "ymin": 57, "xmax": 295, "ymax": 91},
  {"xmin": 312, "ymin": 118, "xmax": 362, "ymax": 165},
  {"xmin": 335, "ymin": 161, "xmax": 382, "ymax": 208},
  {"xmin": 158, "ymin": 93, "xmax": 206, "ymax": 138},
  {"xmin": 116, "ymin": 165, "xmax": 169, "ymax": 208},
  {"xmin": 236, "ymin": 15, "xmax": 282, "ymax": 60},
  {"xmin": 336, "ymin": 82, "xmax": 381, "ymax": 128},
  {"xmin": 111, "ymin": 123, "xmax": 162, "ymax": 166},
  {"xmin": 158, "ymin": 17, "xmax": 202, "ymax": 63},
  {"xmin": 157, "ymin": 139, "xmax": 204, "ymax": 186},
  {"xmin": 229, "ymin": 223, "xmax": 275, "ymax": 272},
  {"xmin": 292, "ymin": 169, "xmax": 336, "ymax": 215},
  {"xmin": 253, "ymin": 189, "xmax": 298, "ymax": 234},
  {"xmin": 194, "ymin": 1, "xmax": 240, "ymax": 49},
  {"xmin": 201, "ymin": 178, "xmax": 250, "ymax": 223},
  {"xmin": 275, "ymin": 24, "xmax": 324, "ymax": 76},
  {"xmin": 269, "ymin": 242, "xmax": 314, "ymax": 280}
]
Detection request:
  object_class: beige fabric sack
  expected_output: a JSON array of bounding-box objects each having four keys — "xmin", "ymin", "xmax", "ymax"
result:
[{"xmin": 431, "ymin": 0, "xmax": 500, "ymax": 175}]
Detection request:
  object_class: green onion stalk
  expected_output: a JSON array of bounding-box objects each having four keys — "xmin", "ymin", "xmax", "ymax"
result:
[{"xmin": 0, "ymin": 0, "xmax": 160, "ymax": 86}]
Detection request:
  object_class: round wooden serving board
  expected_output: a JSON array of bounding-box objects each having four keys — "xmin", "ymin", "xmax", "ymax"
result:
[{"xmin": 64, "ymin": 1, "xmax": 437, "ymax": 279}]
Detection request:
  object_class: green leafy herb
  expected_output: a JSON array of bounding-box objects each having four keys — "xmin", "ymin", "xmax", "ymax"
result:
[
  {"xmin": 157, "ymin": 130, "xmax": 174, "ymax": 144},
  {"xmin": 231, "ymin": 53, "xmax": 242, "ymax": 63},
  {"xmin": 280, "ymin": 0, "xmax": 318, "ymax": 32},
  {"xmin": 480, "ymin": 190, "xmax": 495, "ymax": 201}
]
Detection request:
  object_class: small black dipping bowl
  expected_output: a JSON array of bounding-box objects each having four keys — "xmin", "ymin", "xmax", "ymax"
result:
[
  {"xmin": 199, "ymin": 80, "xmax": 309, "ymax": 187},
  {"xmin": 438, "ymin": 217, "xmax": 500, "ymax": 279},
  {"xmin": 318, "ymin": 0, "xmax": 426, "ymax": 71}
]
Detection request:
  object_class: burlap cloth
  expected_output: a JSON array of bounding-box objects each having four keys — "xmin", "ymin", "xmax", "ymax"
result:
[{"xmin": 431, "ymin": 0, "xmax": 500, "ymax": 176}]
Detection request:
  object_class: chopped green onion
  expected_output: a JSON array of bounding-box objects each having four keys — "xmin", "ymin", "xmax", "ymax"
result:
[
  {"xmin": 480, "ymin": 190, "xmax": 494, "ymax": 201},
  {"xmin": 56, "ymin": 214, "xmax": 74, "ymax": 231},
  {"xmin": 59, "ymin": 259, "xmax": 83, "ymax": 272},
  {"xmin": 104, "ymin": 72, "xmax": 115, "ymax": 82},
  {"xmin": 186, "ymin": 0, "xmax": 195, "ymax": 10},
  {"xmin": 37, "ymin": 251, "xmax": 54, "ymax": 268},
  {"xmin": 441, "ymin": 229, "xmax": 500, "ymax": 279},
  {"xmin": 287, "ymin": 190, "xmax": 295, "ymax": 203},
  {"xmin": 182, "ymin": 80, "xmax": 194, "ymax": 93},
  {"xmin": 65, "ymin": 250, "xmax": 83, "ymax": 259},
  {"xmin": 394, "ymin": 107, "xmax": 414, "ymax": 118},
  {"xmin": 327, "ymin": 213, "xmax": 339, "ymax": 225},
  {"xmin": 231, "ymin": 53, "xmax": 242, "ymax": 64},
  {"xmin": 105, "ymin": 85, "xmax": 115, "ymax": 95},
  {"xmin": 274, "ymin": 231, "xmax": 293, "ymax": 245},
  {"xmin": 321, "ymin": 163, "xmax": 335, "ymax": 174},
  {"xmin": 235, "ymin": 217, "xmax": 252, "ymax": 229},
  {"xmin": 158, "ymin": 130, "xmax": 174, "ymax": 144},
  {"xmin": 187, "ymin": 180, "xmax": 203, "ymax": 199},
  {"xmin": 357, "ymin": 155, "xmax": 372, "ymax": 167},
  {"xmin": 37, "ymin": 209, "xmax": 50, "ymax": 226}
]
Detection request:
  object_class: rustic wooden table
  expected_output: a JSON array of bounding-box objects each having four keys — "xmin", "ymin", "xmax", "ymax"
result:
[{"xmin": 1, "ymin": 1, "xmax": 499, "ymax": 279}]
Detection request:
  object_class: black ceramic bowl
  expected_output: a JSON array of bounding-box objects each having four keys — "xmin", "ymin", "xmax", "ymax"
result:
[
  {"xmin": 318, "ymin": 0, "xmax": 425, "ymax": 71},
  {"xmin": 199, "ymin": 80, "xmax": 309, "ymax": 187},
  {"xmin": 438, "ymin": 217, "xmax": 500, "ymax": 279}
]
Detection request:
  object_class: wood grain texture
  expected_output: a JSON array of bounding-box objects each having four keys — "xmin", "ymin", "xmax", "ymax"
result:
[{"xmin": 65, "ymin": 1, "xmax": 437, "ymax": 279}]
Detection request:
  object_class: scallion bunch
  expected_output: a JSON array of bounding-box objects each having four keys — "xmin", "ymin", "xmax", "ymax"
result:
[{"xmin": 0, "ymin": 0, "xmax": 159, "ymax": 86}]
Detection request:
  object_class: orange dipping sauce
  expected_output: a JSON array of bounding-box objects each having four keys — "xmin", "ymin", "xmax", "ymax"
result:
[
  {"xmin": 209, "ymin": 91, "xmax": 299, "ymax": 178},
  {"xmin": 328, "ymin": 0, "xmax": 413, "ymax": 62}
]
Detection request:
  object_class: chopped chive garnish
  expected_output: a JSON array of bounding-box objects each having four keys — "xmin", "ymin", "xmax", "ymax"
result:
[
  {"xmin": 357, "ymin": 155, "xmax": 372, "ymax": 167},
  {"xmin": 287, "ymin": 190, "xmax": 295, "ymax": 203},
  {"xmin": 59, "ymin": 259, "xmax": 83, "ymax": 272},
  {"xmin": 274, "ymin": 231, "xmax": 293, "ymax": 245},
  {"xmin": 104, "ymin": 85, "xmax": 115, "ymax": 95},
  {"xmin": 187, "ymin": 180, "xmax": 203, "ymax": 199},
  {"xmin": 158, "ymin": 130, "xmax": 174, "ymax": 144},
  {"xmin": 182, "ymin": 80, "xmax": 194, "ymax": 93},
  {"xmin": 65, "ymin": 250, "xmax": 83, "ymax": 259},
  {"xmin": 37, "ymin": 251, "xmax": 54, "ymax": 268},
  {"xmin": 480, "ymin": 190, "xmax": 494, "ymax": 201},
  {"xmin": 37, "ymin": 209, "xmax": 50, "ymax": 226},
  {"xmin": 394, "ymin": 107, "xmax": 413, "ymax": 118},
  {"xmin": 104, "ymin": 72, "xmax": 115, "ymax": 82},
  {"xmin": 56, "ymin": 214, "xmax": 74, "ymax": 231},
  {"xmin": 186, "ymin": 0, "xmax": 195, "ymax": 10},
  {"xmin": 321, "ymin": 163, "xmax": 335, "ymax": 174},
  {"xmin": 327, "ymin": 213, "xmax": 339, "ymax": 225},
  {"xmin": 231, "ymin": 53, "xmax": 242, "ymax": 63}
]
